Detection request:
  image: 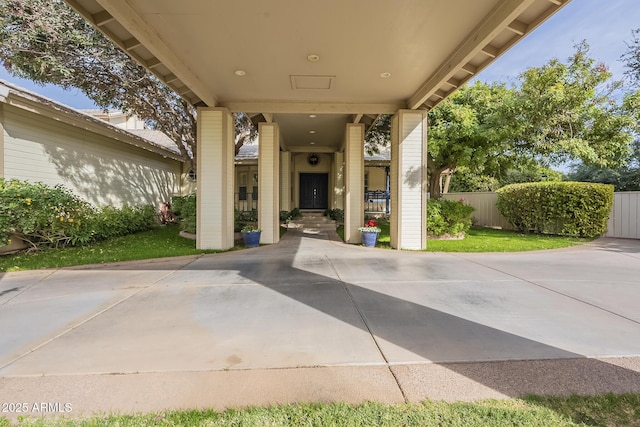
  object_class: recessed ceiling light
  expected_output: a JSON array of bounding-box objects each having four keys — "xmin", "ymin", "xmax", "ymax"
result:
[
  {"xmin": 307, "ymin": 54, "xmax": 320, "ymax": 62},
  {"xmin": 309, "ymin": 130, "xmax": 316, "ymax": 134},
  {"xmin": 309, "ymin": 114, "xmax": 317, "ymax": 118},
  {"xmin": 310, "ymin": 142, "xmax": 316, "ymax": 145},
  {"xmin": 380, "ymin": 72, "xmax": 391, "ymax": 78},
  {"xmin": 234, "ymin": 70, "xmax": 246, "ymax": 76}
]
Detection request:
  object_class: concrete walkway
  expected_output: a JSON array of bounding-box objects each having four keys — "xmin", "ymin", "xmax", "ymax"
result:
[{"xmin": 1, "ymin": 229, "xmax": 640, "ymax": 418}]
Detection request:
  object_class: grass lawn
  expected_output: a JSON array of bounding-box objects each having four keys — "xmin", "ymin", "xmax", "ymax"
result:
[
  {"xmin": 337, "ymin": 224, "xmax": 593, "ymax": 251},
  {"xmin": 2, "ymin": 393, "xmax": 639, "ymax": 426},
  {"xmin": 1, "ymin": 223, "xmax": 592, "ymax": 273},
  {"xmin": 0, "ymin": 226, "xmax": 236, "ymax": 273},
  {"xmin": 0, "ymin": 226, "xmax": 290, "ymax": 272}
]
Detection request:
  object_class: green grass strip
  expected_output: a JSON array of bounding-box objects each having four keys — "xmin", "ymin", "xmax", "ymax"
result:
[
  {"xmin": 0, "ymin": 226, "xmax": 231, "ymax": 272},
  {"xmin": 338, "ymin": 224, "xmax": 592, "ymax": 252},
  {"xmin": 2, "ymin": 394, "xmax": 639, "ymax": 426}
]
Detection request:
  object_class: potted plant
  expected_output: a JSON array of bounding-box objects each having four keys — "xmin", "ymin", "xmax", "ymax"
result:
[
  {"xmin": 241, "ymin": 224, "xmax": 262, "ymax": 247},
  {"xmin": 358, "ymin": 220, "xmax": 381, "ymax": 247}
]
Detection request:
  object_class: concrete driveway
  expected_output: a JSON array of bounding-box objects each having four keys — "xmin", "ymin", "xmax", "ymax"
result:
[{"xmin": 1, "ymin": 230, "xmax": 640, "ymax": 418}]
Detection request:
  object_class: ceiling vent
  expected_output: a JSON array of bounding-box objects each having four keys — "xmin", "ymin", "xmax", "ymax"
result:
[{"xmin": 290, "ymin": 75, "xmax": 334, "ymax": 90}]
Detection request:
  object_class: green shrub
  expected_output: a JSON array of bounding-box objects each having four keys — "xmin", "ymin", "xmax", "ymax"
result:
[
  {"xmin": 280, "ymin": 208, "xmax": 302, "ymax": 223},
  {"xmin": 172, "ymin": 193, "xmax": 196, "ymax": 233},
  {"xmin": 0, "ymin": 179, "xmax": 95, "ymax": 248},
  {"xmin": 90, "ymin": 205, "xmax": 156, "ymax": 240},
  {"xmin": 234, "ymin": 209, "xmax": 258, "ymax": 232},
  {"xmin": 1, "ymin": 179, "xmax": 155, "ymax": 250},
  {"xmin": 496, "ymin": 181, "xmax": 614, "ymax": 237},
  {"xmin": 427, "ymin": 199, "xmax": 475, "ymax": 237},
  {"xmin": 324, "ymin": 208, "xmax": 344, "ymax": 222}
]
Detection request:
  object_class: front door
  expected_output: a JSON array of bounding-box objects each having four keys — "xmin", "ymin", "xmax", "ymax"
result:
[{"xmin": 299, "ymin": 173, "xmax": 328, "ymax": 209}]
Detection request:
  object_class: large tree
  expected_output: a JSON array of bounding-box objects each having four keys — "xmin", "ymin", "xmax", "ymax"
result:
[
  {"xmin": 427, "ymin": 42, "xmax": 635, "ymax": 199},
  {"xmin": 427, "ymin": 82, "xmax": 516, "ymax": 198},
  {"xmin": 0, "ymin": 0, "xmax": 257, "ymax": 171}
]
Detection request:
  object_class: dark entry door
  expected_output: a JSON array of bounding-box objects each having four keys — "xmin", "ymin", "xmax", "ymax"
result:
[{"xmin": 299, "ymin": 173, "xmax": 328, "ymax": 209}]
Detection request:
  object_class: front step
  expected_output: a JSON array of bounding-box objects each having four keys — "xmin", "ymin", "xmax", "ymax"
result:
[{"xmin": 286, "ymin": 213, "xmax": 337, "ymax": 231}]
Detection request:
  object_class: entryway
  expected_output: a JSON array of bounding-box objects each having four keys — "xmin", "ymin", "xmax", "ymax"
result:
[{"xmin": 299, "ymin": 173, "xmax": 328, "ymax": 210}]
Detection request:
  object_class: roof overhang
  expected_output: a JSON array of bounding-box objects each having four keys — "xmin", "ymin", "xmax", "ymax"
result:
[
  {"xmin": 64, "ymin": 0, "xmax": 570, "ymax": 150},
  {"xmin": 0, "ymin": 80, "xmax": 185, "ymax": 162}
]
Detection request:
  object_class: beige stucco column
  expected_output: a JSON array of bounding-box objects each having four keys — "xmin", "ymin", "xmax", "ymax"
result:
[
  {"xmin": 280, "ymin": 151, "xmax": 291, "ymax": 212},
  {"xmin": 390, "ymin": 109, "xmax": 428, "ymax": 250},
  {"xmin": 196, "ymin": 107, "xmax": 235, "ymax": 250},
  {"xmin": 258, "ymin": 122, "xmax": 280, "ymax": 244},
  {"xmin": 0, "ymin": 105, "xmax": 4, "ymax": 178},
  {"xmin": 344, "ymin": 123, "xmax": 364, "ymax": 244},
  {"xmin": 333, "ymin": 151, "xmax": 344, "ymax": 210}
]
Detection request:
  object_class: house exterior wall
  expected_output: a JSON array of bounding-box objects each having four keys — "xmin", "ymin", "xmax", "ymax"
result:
[
  {"xmin": 2, "ymin": 104, "xmax": 182, "ymax": 208},
  {"xmin": 365, "ymin": 166, "xmax": 387, "ymax": 192}
]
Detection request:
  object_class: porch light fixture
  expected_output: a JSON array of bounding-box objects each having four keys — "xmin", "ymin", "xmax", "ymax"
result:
[
  {"xmin": 234, "ymin": 70, "xmax": 246, "ymax": 76},
  {"xmin": 307, "ymin": 54, "xmax": 320, "ymax": 62},
  {"xmin": 380, "ymin": 72, "xmax": 391, "ymax": 78}
]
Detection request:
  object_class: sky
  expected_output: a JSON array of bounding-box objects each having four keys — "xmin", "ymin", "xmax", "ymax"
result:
[{"xmin": 1, "ymin": 0, "xmax": 640, "ymax": 109}]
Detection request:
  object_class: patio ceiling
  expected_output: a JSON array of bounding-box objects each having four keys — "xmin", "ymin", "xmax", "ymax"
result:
[{"xmin": 64, "ymin": 0, "xmax": 570, "ymax": 150}]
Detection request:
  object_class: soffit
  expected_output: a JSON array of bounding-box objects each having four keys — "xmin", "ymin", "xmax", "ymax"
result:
[{"xmin": 64, "ymin": 0, "xmax": 570, "ymax": 149}]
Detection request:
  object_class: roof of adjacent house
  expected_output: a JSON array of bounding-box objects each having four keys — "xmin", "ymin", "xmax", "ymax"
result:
[
  {"xmin": 0, "ymin": 80, "xmax": 184, "ymax": 161},
  {"xmin": 235, "ymin": 142, "xmax": 390, "ymax": 162}
]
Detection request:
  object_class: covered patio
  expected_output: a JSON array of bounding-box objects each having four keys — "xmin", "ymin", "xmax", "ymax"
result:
[{"xmin": 65, "ymin": 0, "xmax": 570, "ymax": 249}]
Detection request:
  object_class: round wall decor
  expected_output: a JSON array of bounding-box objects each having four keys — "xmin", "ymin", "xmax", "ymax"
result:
[{"xmin": 308, "ymin": 153, "xmax": 320, "ymax": 166}]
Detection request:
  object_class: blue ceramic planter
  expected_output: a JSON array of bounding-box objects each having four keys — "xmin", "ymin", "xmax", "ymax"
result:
[
  {"xmin": 242, "ymin": 231, "xmax": 261, "ymax": 247},
  {"xmin": 361, "ymin": 231, "xmax": 378, "ymax": 247}
]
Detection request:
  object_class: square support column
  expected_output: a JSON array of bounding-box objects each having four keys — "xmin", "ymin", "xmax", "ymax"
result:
[
  {"xmin": 344, "ymin": 123, "xmax": 365, "ymax": 244},
  {"xmin": 390, "ymin": 110, "xmax": 428, "ymax": 250},
  {"xmin": 258, "ymin": 122, "xmax": 280, "ymax": 244},
  {"xmin": 333, "ymin": 151, "xmax": 344, "ymax": 210},
  {"xmin": 0, "ymin": 105, "xmax": 4, "ymax": 178},
  {"xmin": 196, "ymin": 107, "xmax": 234, "ymax": 250},
  {"xmin": 280, "ymin": 151, "xmax": 291, "ymax": 212}
]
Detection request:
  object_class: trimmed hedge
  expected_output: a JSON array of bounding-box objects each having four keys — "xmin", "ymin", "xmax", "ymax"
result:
[
  {"xmin": 1, "ymin": 179, "xmax": 155, "ymax": 250},
  {"xmin": 496, "ymin": 181, "xmax": 614, "ymax": 237},
  {"xmin": 427, "ymin": 199, "xmax": 475, "ymax": 237}
]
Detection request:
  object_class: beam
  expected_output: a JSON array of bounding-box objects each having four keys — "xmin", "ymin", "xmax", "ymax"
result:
[
  {"xmin": 146, "ymin": 57, "xmax": 162, "ymax": 69},
  {"xmin": 64, "ymin": 0, "xmax": 218, "ymax": 107},
  {"xmin": 481, "ymin": 44, "xmax": 500, "ymax": 58},
  {"xmin": 223, "ymin": 101, "xmax": 404, "ymax": 115},
  {"xmin": 92, "ymin": 10, "xmax": 114, "ymax": 26},
  {"xmin": 122, "ymin": 37, "xmax": 141, "ymax": 51},
  {"xmin": 461, "ymin": 63, "xmax": 478, "ymax": 75},
  {"xmin": 408, "ymin": 0, "xmax": 537, "ymax": 109},
  {"xmin": 507, "ymin": 19, "xmax": 528, "ymax": 35}
]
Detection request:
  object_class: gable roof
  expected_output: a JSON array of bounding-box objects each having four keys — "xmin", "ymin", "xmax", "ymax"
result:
[{"xmin": 0, "ymin": 80, "xmax": 184, "ymax": 162}]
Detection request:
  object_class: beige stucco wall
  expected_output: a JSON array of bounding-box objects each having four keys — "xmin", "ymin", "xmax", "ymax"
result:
[
  {"xmin": 2, "ymin": 104, "xmax": 183, "ymax": 208},
  {"xmin": 365, "ymin": 166, "xmax": 387, "ymax": 191}
]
